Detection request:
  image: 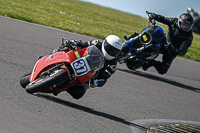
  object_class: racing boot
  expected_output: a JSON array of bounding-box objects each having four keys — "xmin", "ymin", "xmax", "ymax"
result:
[{"xmin": 66, "ymin": 83, "xmax": 88, "ymax": 99}]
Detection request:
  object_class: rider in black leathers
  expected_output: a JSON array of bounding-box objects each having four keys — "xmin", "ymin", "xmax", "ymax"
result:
[
  {"xmin": 187, "ymin": 7, "xmax": 200, "ymax": 34},
  {"xmin": 55, "ymin": 35, "xmax": 122, "ymax": 99},
  {"xmin": 142, "ymin": 12, "xmax": 194, "ymax": 74}
]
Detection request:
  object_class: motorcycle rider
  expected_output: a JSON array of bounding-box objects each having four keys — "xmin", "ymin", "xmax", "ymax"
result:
[
  {"xmin": 142, "ymin": 12, "xmax": 194, "ymax": 74},
  {"xmin": 187, "ymin": 7, "xmax": 200, "ymax": 33},
  {"xmin": 187, "ymin": 7, "xmax": 199, "ymax": 18},
  {"xmin": 54, "ymin": 35, "xmax": 122, "ymax": 99}
]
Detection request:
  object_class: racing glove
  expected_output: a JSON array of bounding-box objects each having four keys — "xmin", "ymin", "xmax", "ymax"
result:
[
  {"xmin": 149, "ymin": 13, "xmax": 162, "ymax": 21},
  {"xmin": 57, "ymin": 40, "xmax": 83, "ymax": 51},
  {"xmin": 67, "ymin": 40, "xmax": 83, "ymax": 47},
  {"xmin": 149, "ymin": 13, "xmax": 157, "ymax": 19},
  {"xmin": 90, "ymin": 78, "xmax": 107, "ymax": 88},
  {"xmin": 168, "ymin": 44, "xmax": 179, "ymax": 55}
]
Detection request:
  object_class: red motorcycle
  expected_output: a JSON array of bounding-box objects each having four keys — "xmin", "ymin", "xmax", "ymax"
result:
[{"xmin": 20, "ymin": 37, "xmax": 105, "ymax": 95}]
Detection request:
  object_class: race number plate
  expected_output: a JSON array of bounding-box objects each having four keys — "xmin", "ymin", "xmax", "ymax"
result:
[
  {"xmin": 71, "ymin": 57, "xmax": 90, "ymax": 77},
  {"xmin": 140, "ymin": 32, "xmax": 152, "ymax": 44}
]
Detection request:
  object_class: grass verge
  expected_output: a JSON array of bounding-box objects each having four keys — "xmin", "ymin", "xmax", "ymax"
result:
[{"xmin": 0, "ymin": 0, "xmax": 199, "ymax": 62}]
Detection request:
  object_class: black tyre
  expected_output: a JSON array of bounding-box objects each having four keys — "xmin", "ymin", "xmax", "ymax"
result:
[
  {"xmin": 20, "ymin": 73, "xmax": 31, "ymax": 88},
  {"xmin": 25, "ymin": 69, "xmax": 67, "ymax": 94},
  {"xmin": 126, "ymin": 58, "xmax": 140, "ymax": 70}
]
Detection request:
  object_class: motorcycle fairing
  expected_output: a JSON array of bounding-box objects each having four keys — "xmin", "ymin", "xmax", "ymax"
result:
[
  {"xmin": 29, "ymin": 52, "xmax": 69, "ymax": 82},
  {"xmin": 29, "ymin": 48, "xmax": 88, "ymax": 82},
  {"xmin": 147, "ymin": 42, "xmax": 162, "ymax": 52},
  {"xmin": 125, "ymin": 40, "xmax": 137, "ymax": 51},
  {"xmin": 143, "ymin": 26, "xmax": 165, "ymax": 43},
  {"xmin": 142, "ymin": 26, "xmax": 165, "ymax": 53}
]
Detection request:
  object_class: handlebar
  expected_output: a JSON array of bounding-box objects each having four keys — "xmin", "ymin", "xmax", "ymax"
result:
[
  {"xmin": 146, "ymin": 11, "xmax": 156, "ymax": 15},
  {"xmin": 61, "ymin": 37, "xmax": 79, "ymax": 51},
  {"xmin": 146, "ymin": 11, "xmax": 152, "ymax": 15},
  {"xmin": 146, "ymin": 11, "xmax": 156, "ymax": 26}
]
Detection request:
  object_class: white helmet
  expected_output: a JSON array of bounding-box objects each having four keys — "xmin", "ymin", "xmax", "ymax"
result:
[{"xmin": 102, "ymin": 35, "xmax": 122, "ymax": 60}]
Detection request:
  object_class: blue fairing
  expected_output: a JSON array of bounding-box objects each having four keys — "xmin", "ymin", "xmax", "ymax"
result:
[
  {"xmin": 125, "ymin": 26, "xmax": 165, "ymax": 54},
  {"xmin": 153, "ymin": 26, "xmax": 164, "ymax": 37},
  {"xmin": 148, "ymin": 26, "xmax": 164, "ymax": 52},
  {"xmin": 125, "ymin": 40, "xmax": 136, "ymax": 50},
  {"xmin": 143, "ymin": 26, "xmax": 164, "ymax": 36},
  {"xmin": 125, "ymin": 40, "xmax": 137, "ymax": 55},
  {"xmin": 147, "ymin": 43, "xmax": 162, "ymax": 52}
]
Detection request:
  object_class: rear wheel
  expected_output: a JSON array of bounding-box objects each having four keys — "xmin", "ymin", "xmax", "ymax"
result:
[{"xmin": 26, "ymin": 69, "xmax": 67, "ymax": 94}]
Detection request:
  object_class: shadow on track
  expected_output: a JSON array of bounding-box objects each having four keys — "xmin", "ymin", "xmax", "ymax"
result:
[
  {"xmin": 33, "ymin": 93, "xmax": 147, "ymax": 131},
  {"xmin": 117, "ymin": 68, "xmax": 200, "ymax": 93}
]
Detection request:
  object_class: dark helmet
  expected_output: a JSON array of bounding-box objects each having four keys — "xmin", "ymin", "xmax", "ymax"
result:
[
  {"xmin": 187, "ymin": 7, "xmax": 194, "ymax": 13},
  {"xmin": 178, "ymin": 13, "xmax": 194, "ymax": 32}
]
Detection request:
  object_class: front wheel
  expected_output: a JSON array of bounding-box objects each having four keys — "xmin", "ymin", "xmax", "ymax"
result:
[
  {"xmin": 20, "ymin": 73, "xmax": 31, "ymax": 88},
  {"xmin": 25, "ymin": 69, "xmax": 68, "ymax": 94},
  {"xmin": 126, "ymin": 57, "xmax": 142, "ymax": 70}
]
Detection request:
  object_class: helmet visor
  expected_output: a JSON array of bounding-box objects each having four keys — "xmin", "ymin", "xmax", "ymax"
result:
[
  {"xmin": 103, "ymin": 39, "xmax": 121, "ymax": 57},
  {"xmin": 179, "ymin": 21, "xmax": 193, "ymax": 31}
]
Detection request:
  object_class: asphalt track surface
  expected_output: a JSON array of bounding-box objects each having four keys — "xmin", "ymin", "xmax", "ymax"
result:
[{"xmin": 0, "ymin": 16, "xmax": 200, "ymax": 133}]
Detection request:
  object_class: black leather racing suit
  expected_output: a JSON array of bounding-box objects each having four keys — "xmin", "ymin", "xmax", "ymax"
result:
[
  {"xmin": 149, "ymin": 14, "xmax": 193, "ymax": 74},
  {"xmin": 58, "ymin": 39, "xmax": 117, "ymax": 99},
  {"xmin": 187, "ymin": 8, "xmax": 200, "ymax": 33}
]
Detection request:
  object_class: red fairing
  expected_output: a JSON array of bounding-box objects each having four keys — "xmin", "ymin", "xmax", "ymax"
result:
[{"xmin": 29, "ymin": 47, "xmax": 96, "ymax": 93}]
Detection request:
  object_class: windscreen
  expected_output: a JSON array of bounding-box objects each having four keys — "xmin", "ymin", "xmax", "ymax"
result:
[{"xmin": 86, "ymin": 45, "xmax": 105, "ymax": 71}]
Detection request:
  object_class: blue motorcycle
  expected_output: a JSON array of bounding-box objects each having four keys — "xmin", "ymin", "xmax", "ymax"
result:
[{"xmin": 117, "ymin": 11, "xmax": 166, "ymax": 70}]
